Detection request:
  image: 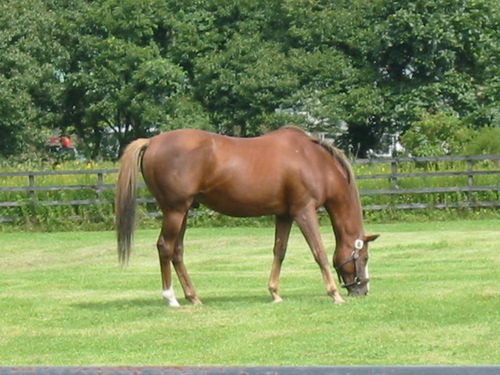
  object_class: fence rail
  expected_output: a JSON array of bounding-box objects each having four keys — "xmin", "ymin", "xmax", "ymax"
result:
[
  {"xmin": 1, "ymin": 155, "xmax": 499, "ymax": 222},
  {"xmin": 351, "ymin": 154, "xmax": 500, "ymax": 211}
]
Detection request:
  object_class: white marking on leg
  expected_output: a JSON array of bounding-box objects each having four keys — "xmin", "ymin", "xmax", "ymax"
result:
[{"xmin": 162, "ymin": 287, "xmax": 180, "ymax": 307}]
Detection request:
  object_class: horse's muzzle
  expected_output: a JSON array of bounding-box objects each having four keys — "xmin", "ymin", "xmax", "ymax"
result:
[{"xmin": 345, "ymin": 280, "xmax": 369, "ymax": 297}]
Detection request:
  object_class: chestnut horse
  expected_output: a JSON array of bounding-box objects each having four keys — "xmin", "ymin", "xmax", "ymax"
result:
[{"xmin": 115, "ymin": 126, "xmax": 378, "ymax": 306}]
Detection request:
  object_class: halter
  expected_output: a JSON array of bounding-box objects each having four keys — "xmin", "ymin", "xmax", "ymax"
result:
[{"xmin": 334, "ymin": 239, "xmax": 369, "ymax": 289}]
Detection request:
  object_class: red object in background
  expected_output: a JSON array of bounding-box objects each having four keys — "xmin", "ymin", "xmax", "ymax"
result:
[
  {"xmin": 60, "ymin": 136, "xmax": 72, "ymax": 148},
  {"xmin": 47, "ymin": 136, "xmax": 60, "ymax": 146}
]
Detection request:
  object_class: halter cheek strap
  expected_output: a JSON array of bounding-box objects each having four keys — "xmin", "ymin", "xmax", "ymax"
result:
[{"xmin": 334, "ymin": 239, "xmax": 369, "ymax": 289}]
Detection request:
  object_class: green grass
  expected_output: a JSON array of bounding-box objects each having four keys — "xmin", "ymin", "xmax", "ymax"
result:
[{"xmin": 0, "ymin": 220, "xmax": 499, "ymax": 365}]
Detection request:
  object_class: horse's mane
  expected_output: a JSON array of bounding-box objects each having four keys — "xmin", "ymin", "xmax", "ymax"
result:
[{"xmin": 281, "ymin": 125, "xmax": 354, "ymax": 184}]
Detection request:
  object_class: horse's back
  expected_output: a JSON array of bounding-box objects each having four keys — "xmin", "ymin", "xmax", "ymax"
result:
[{"xmin": 141, "ymin": 128, "xmax": 335, "ymax": 216}]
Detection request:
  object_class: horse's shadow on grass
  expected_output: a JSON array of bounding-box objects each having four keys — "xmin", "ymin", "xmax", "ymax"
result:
[
  {"xmin": 73, "ymin": 298, "xmax": 161, "ymax": 311},
  {"xmin": 72, "ymin": 294, "xmax": 269, "ymax": 311}
]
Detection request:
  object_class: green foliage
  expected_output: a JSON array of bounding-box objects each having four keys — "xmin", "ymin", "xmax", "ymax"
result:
[
  {"xmin": 1, "ymin": 0, "xmax": 500, "ymax": 159},
  {"xmin": 464, "ymin": 126, "xmax": 500, "ymax": 155},
  {"xmin": 164, "ymin": 94, "xmax": 214, "ymax": 132},
  {"xmin": 400, "ymin": 112, "xmax": 474, "ymax": 156},
  {"xmin": 194, "ymin": 36, "xmax": 300, "ymax": 136},
  {"xmin": 0, "ymin": 0, "xmax": 66, "ymax": 158},
  {"xmin": 400, "ymin": 113, "xmax": 500, "ymax": 157},
  {"xmin": 374, "ymin": 0, "xmax": 500, "ymax": 145},
  {"xmin": 58, "ymin": 0, "xmax": 190, "ymax": 158}
]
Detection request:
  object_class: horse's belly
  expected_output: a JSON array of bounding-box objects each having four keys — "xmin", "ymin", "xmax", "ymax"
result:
[{"xmin": 196, "ymin": 190, "xmax": 286, "ymax": 217}]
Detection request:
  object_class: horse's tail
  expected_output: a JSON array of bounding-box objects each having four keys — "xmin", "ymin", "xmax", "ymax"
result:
[{"xmin": 115, "ymin": 138, "xmax": 151, "ymax": 265}]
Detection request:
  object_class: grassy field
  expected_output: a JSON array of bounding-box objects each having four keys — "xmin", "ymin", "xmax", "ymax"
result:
[{"xmin": 0, "ymin": 220, "xmax": 499, "ymax": 365}]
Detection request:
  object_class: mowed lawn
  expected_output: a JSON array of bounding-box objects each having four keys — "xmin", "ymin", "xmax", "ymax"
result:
[{"xmin": 0, "ymin": 220, "xmax": 498, "ymax": 365}]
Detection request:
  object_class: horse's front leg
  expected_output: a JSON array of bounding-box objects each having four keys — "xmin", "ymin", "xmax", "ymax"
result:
[
  {"xmin": 294, "ymin": 206, "xmax": 345, "ymax": 304},
  {"xmin": 268, "ymin": 215, "xmax": 293, "ymax": 303}
]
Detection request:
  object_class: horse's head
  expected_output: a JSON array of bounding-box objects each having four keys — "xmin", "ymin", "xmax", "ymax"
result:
[{"xmin": 334, "ymin": 234, "xmax": 379, "ymax": 297}]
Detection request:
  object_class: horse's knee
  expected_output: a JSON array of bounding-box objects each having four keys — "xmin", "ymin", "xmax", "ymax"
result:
[
  {"xmin": 172, "ymin": 246, "xmax": 184, "ymax": 264},
  {"xmin": 172, "ymin": 254, "xmax": 183, "ymax": 265},
  {"xmin": 157, "ymin": 237, "xmax": 173, "ymax": 259}
]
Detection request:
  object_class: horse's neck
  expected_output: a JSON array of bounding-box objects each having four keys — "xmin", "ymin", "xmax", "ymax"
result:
[{"xmin": 329, "ymin": 186, "xmax": 364, "ymax": 244}]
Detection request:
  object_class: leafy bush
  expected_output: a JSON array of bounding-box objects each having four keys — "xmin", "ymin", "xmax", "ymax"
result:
[
  {"xmin": 464, "ymin": 126, "xmax": 500, "ymax": 155},
  {"xmin": 400, "ymin": 112, "xmax": 474, "ymax": 157}
]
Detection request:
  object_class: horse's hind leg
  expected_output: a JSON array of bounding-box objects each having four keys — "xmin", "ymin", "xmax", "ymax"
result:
[
  {"xmin": 157, "ymin": 210, "xmax": 190, "ymax": 307},
  {"xmin": 268, "ymin": 215, "xmax": 293, "ymax": 303},
  {"xmin": 172, "ymin": 213, "xmax": 202, "ymax": 305},
  {"xmin": 294, "ymin": 206, "xmax": 345, "ymax": 304}
]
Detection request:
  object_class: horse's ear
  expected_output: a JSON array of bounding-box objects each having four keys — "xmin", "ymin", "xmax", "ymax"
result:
[{"xmin": 363, "ymin": 234, "xmax": 380, "ymax": 243}]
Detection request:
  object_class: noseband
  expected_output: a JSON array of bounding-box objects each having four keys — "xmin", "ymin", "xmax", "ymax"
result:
[{"xmin": 334, "ymin": 239, "xmax": 369, "ymax": 289}]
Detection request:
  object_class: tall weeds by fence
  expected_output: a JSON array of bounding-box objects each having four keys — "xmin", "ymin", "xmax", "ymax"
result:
[{"xmin": 1, "ymin": 155, "xmax": 499, "ymax": 231}]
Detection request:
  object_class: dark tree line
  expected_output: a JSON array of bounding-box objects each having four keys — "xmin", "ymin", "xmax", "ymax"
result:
[{"xmin": 1, "ymin": 0, "xmax": 499, "ymax": 160}]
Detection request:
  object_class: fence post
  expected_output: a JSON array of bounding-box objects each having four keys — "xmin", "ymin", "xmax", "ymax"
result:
[
  {"xmin": 390, "ymin": 161, "xmax": 398, "ymax": 189},
  {"xmin": 28, "ymin": 173, "xmax": 37, "ymax": 223},
  {"xmin": 466, "ymin": 158, "xmax": 474, "ymax": 208},
  {"xmin": 96, "ymin": 172, "xmax": 104, "ymax": 201},
  {"xmin": 28, "ymin": 173, "xmax": 36, "ymax": 201}
]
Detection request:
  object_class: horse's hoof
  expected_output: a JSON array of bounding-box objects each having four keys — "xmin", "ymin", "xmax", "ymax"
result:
[
  {"xmin": 333, "ymin": 296, "xmax": 346, "ymax": 305},
  {"xmin": 190, "ymin": 297, "xmax": 203, "ymax": 305}
]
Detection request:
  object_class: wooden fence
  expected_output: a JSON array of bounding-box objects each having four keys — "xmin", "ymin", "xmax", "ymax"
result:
[
  {"xmin": 352, "ymin": 154, "xmax": 500, "ymax": 210},
  {"xmin": 1, "ymin": 154, "xmax": 499, "ymax": 223}
]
